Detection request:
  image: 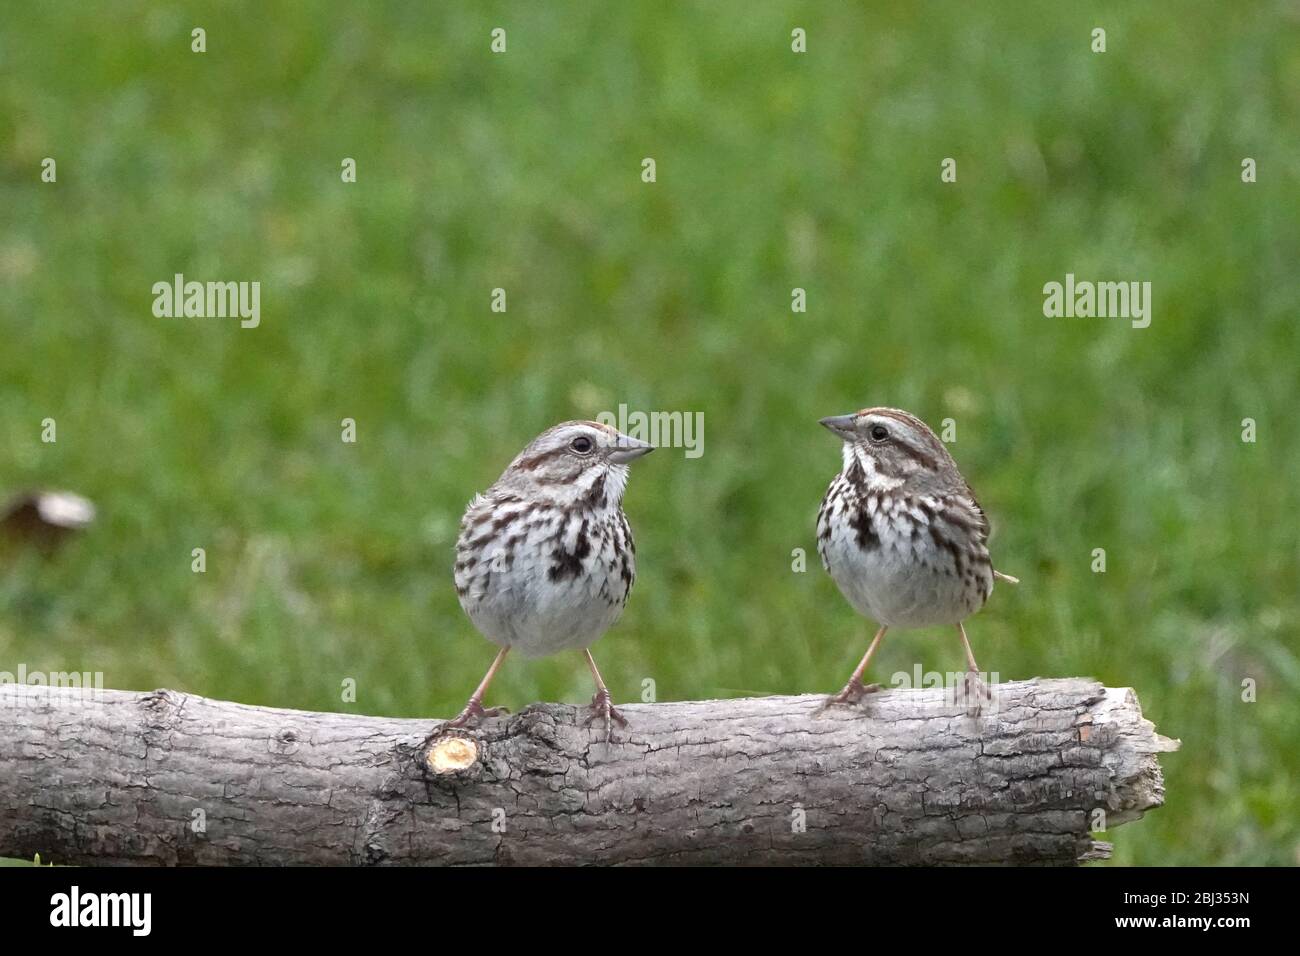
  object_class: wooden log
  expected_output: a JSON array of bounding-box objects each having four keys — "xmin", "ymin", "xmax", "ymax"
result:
[{"xmin": 0, "ymin": 677, "xmax": 1178, "ymax": 865}]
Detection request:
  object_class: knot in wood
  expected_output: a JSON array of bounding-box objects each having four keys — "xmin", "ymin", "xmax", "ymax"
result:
[{"xmin": 268, "ymin": 728, "xmax": 300, "ymax": 755}]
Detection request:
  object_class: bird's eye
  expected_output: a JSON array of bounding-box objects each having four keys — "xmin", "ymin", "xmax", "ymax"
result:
[
  {"xmin": 869, "ymin": 424, "xmax": 889, "ymax": 442},
  {"xmin": 570, "ymin": 435, "xmax": 594, "ymax": 454}
]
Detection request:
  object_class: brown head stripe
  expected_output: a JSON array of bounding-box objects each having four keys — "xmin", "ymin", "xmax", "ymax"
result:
[
  {"xmin": 861, "ymin": 408, "xmax": 943, "ymax": 470},
  {"xmin": 860, "ymin": 407, "xmax": 926, "ymax": 429},
  {"xmin": 515, "ymin": 447, "xmax": 567, "ymax": 471}
]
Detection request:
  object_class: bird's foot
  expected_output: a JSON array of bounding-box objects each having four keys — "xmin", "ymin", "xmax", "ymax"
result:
[
  {"xmin": 444, "ymin": 698, "xmax": 510, "ymax": 730},
  {"xmin": 583, "ymin": 689, "xmax": 628, "ymax": 743},
  {"xmin": 954, "ymin": 669, "xmax": 992, "ymax": 717},
  {"xmin": 818, "ymin": 677, "xmax": 881, "ymax": 713}
]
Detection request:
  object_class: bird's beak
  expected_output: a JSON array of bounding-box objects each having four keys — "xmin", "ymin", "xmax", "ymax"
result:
[
  {"xmin": 608, "ymin": 433, "xmax": 656, "ymax": 464},
  {"xmin": 819, "ymin": 414, "xmax": 858, "ymax": 440}
]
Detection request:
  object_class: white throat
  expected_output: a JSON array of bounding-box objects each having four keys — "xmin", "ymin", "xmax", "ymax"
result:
[{"xmin": 843, "ymin": 442, "xmax": 903, "ymax": 491}]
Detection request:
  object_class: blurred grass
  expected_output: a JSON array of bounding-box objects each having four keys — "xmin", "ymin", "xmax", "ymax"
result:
[{"xmin": 1, "ymin": 1, "xmax": 1298, "ymax": 866}]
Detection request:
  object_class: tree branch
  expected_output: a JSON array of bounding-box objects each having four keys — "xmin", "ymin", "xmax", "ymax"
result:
[{"xmin": 0, "ymin": 677, "xmax": 1178, "ymax": 865}]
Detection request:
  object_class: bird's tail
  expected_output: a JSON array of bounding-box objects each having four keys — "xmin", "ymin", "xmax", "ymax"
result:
[{"xmin": 994, "ymin": 570, "xmax": 1020, "ymax": 584}]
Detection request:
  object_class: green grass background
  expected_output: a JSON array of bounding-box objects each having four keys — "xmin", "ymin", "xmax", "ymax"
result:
[{"xmin": 2, "ymin": 1, "xmax": 1297, "ymax": 866}]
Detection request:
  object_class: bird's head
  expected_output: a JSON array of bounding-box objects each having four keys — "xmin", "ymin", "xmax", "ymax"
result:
[
  {"xmin": 819, "ymin": 407, "xmax": 960, "ymax": 492},
  {"xmin": 500, "ymin": 420, "xmax": 654, "ymax": 504}
]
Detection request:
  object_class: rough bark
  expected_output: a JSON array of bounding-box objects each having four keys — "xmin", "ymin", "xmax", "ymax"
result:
[{"xmin": 0, "ymin": 677, "xmax": 1177, "ymax": 866}]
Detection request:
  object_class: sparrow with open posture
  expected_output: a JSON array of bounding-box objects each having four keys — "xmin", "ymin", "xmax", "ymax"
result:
[
  {"xmin": 449, "ymin": 421, "xmax": 654, "ymax": 735},
  {"xmin": 815, "ymin": 407, "xmax": 1017, "ymax": 712}
]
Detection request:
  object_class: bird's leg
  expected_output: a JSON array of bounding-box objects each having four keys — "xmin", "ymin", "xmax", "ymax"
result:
[
  {"xmin": 445, "ymin": 646, "xmax": 512, "ymax": 728},
  {"xmin": 955, "ymin": 622, "xmax": 991, "ymax": 716},
  {"xmin": 822, "ymin": 625, "xmax": 887, "ymax": 709},
  {"xmin": 581, "ymin": 649, "xmax": 627, "ymax": 741}
]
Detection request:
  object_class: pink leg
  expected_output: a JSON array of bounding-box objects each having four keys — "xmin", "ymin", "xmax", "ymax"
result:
[
  {"xmin": 446, "ymin": 646, "xmax": 511, "ymax": 728},
  {"xmin": 582, "ymin": 649, "xmax": 627, "ymax": 741},
  {"xmin": 955, "ymin": 622, "xmax": 991, "ymax": 716},
  {"xmin": 822, "ymin": 625, "xmax": 888, "ymax": 709}
]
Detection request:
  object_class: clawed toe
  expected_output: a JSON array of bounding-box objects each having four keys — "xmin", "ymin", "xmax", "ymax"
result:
[
  {"xmin": 444, "ymin": 699, "xmax": 510, "ymax": 729},
  {"xmin": 955, "ymin": 671, "xmax": 992, "ymax": 717},
  {"xmin": 583, "ymin": 691, "xmax": 628, "ymax": 742},
  {"xmin": 819, "ymin": 679, "xmax": 881, "ymax": 713}
]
